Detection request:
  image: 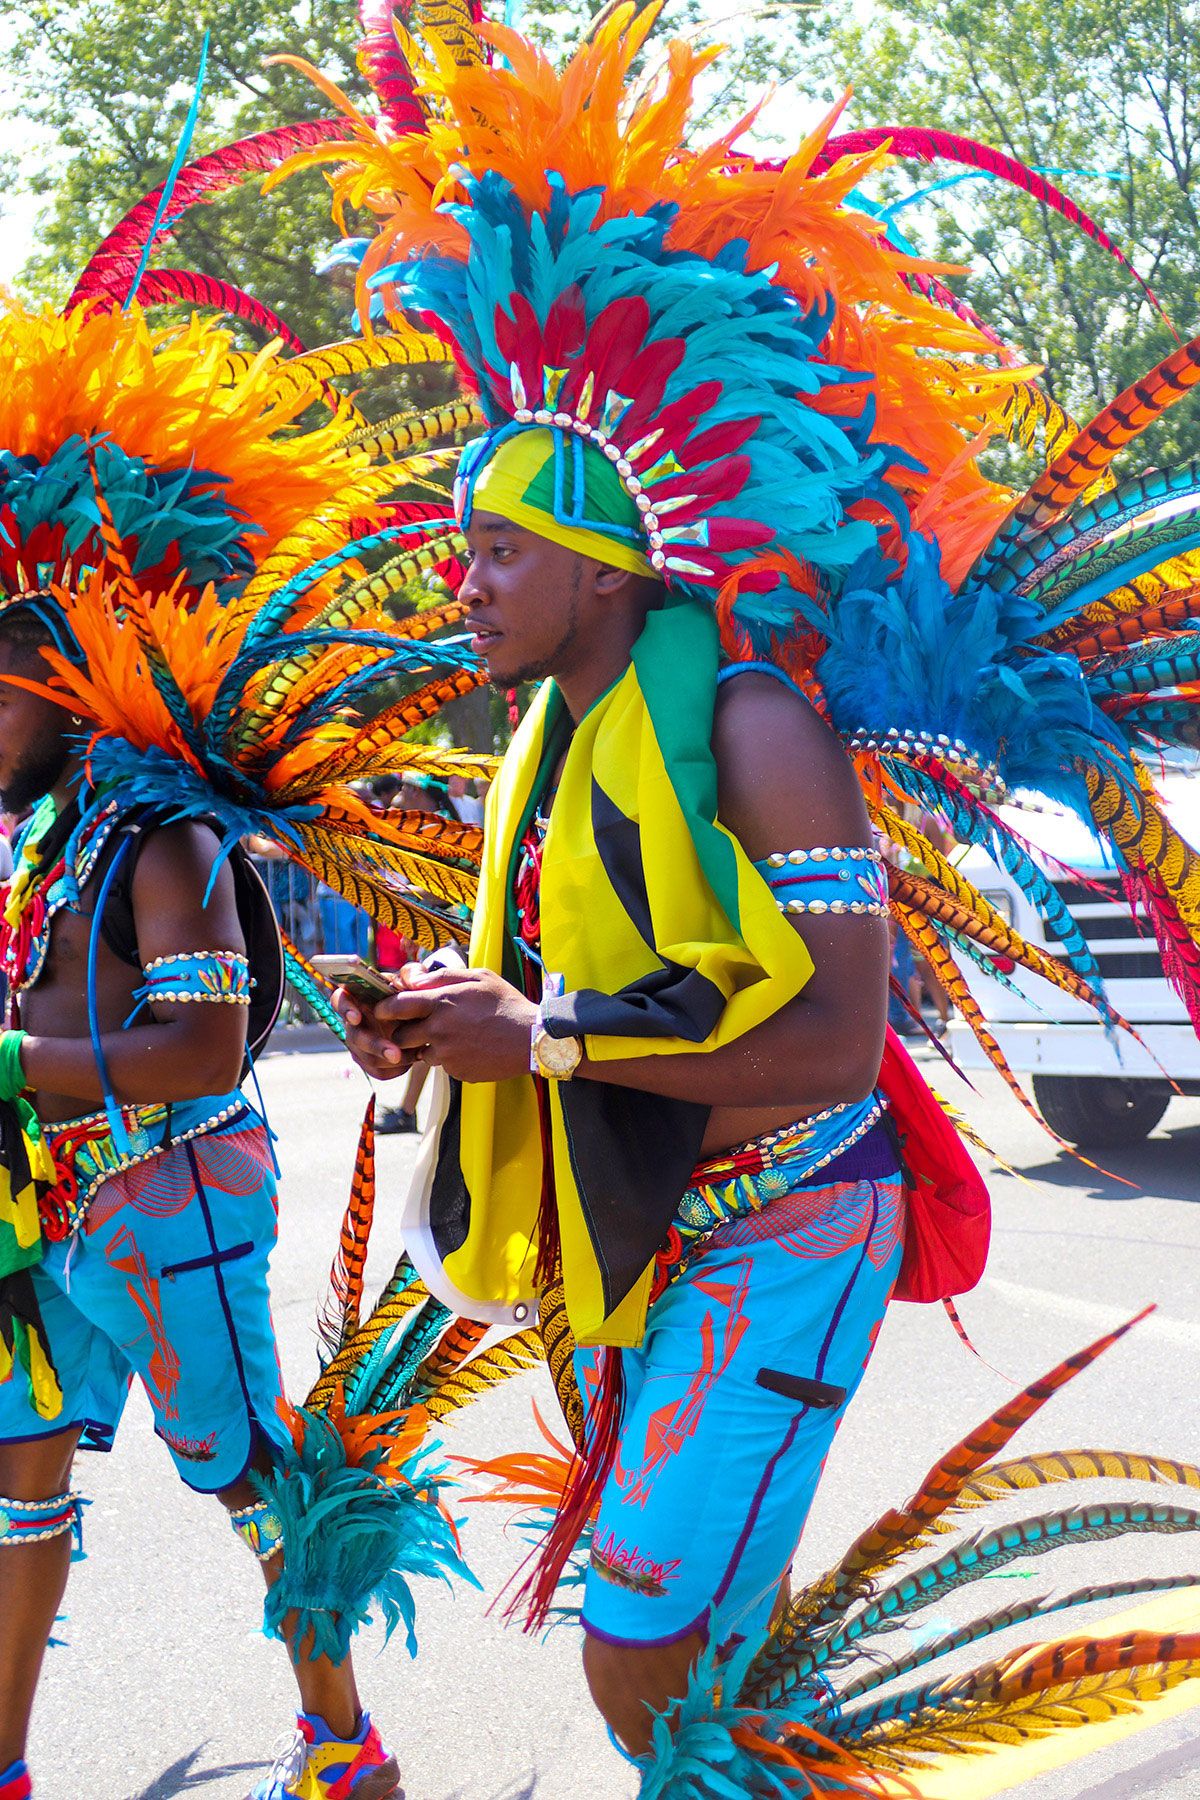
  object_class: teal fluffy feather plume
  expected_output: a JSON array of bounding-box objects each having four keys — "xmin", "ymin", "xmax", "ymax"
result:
[
  {"xmin": 377, "ymin": 170, "xmax": 888, "ymax": 623},
  {"xmin": 254, "ymin": 1415, "xmax": 475, "ymax": 1664},
  {"xmin": 0, "ymin": 439, "xmax": 258, "ymax": 592}
]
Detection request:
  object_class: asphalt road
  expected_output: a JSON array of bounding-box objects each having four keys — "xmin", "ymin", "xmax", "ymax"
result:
[{"xmin": 23, "ymin": 1042, "xmax": 1200, "ymax": 1800}]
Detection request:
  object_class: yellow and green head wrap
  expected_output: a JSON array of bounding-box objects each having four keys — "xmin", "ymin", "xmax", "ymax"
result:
[{"xmin": 454, "ymin": 426, "xmax": 653, "ymax": 578}]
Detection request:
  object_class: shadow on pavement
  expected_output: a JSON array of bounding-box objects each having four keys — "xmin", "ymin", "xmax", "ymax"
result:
[
  {"xmin": 128, "ymin": 1748, "xmax": 260, "ymax": 1799},
  {"xmin": 442, "ymin": 1781, "xmax": 538, "ymax": 1800},
  {"xmin": 1015, "ymin": 1121, "xmax": 1200, "ymax": 1205}
]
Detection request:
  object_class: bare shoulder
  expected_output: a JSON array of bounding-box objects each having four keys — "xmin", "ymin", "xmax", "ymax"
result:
[
  {"xmin": 712, "ymin": 670, "xmax": 871, "ymax": 861},
  {"xmin": 131, "ymin": 821, "xmax": 239, "ymax": 934}
]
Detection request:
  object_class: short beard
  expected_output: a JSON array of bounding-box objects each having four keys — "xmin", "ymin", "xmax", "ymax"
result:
[
  {"xmin": 0, "ymin": 738, "xmax": 72, "ymax": 814},
  {"xmin": 489, "ymin": 561, "xmax": 583, "ymax": 688}
]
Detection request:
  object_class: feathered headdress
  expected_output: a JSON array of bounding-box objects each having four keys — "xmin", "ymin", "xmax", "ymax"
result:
[
  {"xmin": 0, "ymin": 293, "xmax": 489, "ymax": 955},
  {"xmin": 273, "ymin": 0, "xmax": 1200, "ymax": 1095}
]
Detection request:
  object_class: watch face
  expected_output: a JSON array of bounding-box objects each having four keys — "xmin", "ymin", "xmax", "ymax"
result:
[{"xmin": 536, "ymin": 1028, "xmax": 582, "ymax": 1077}]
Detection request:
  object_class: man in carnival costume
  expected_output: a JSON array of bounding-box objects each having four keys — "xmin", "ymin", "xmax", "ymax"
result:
[
  {"xmin": 0, "ymin": 97, "xmax": 513, "ymax": 1796},
  {"xmin": 303, "ymin": 1, "xmax": 1200, "ymax": 1790}
]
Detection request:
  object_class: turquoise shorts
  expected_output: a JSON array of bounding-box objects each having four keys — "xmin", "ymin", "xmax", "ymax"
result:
[
  {"xmin": 576, "ymin": 1152, "xmax": 903, "ymax": 1648},
  {"xmin": 0, "ymin": 1095, "xmax": 287, "ymax": 1493}
]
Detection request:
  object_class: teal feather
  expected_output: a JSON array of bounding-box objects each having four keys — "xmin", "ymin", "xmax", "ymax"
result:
[
  {"xmin": 282, "ymin": 950, "xmax": 346, "ymax": 1040},
  {"xmin": 254, "ymin": 1412, "xmax": 476, "ymax": 1665},
  {"xmin": 989, "ymin": 464, "xmax": 1200, "ymax": 595},
  {"xmin": 749, "ymin": 1503, "xmax": 1200, "ymax": 1707},
  {"xmin": 361, "ymin": 1298, "xmax": 453, "ymax": 1415},
  {"xmin": 836, "ymin": 1574, "xmax": 1200, "ymax": 1720}
]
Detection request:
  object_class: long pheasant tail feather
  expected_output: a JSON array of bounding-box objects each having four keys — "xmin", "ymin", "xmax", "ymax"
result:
[
  {"xmin": 948, "ymin": 1447, "xmax": 1200, "ymax": 1525},
  {"xmin": 405, "ymin": 1315, "xmax": 490, "ymax": 1407},
  {"xmin": 894, "ymin": 899, "xmax": 1134, "ymax": 1182},
  {"xmin": 837, "ymin": 1575, "xmax": 1200, "ymax": 1715},
  {"xmin": 1018, "ymin": 335, "xmax": 1200, "ymax": 530},
  {"xmin": 421, "ymin": 1328, "xmax": 545, "ymax": 1421},
  {"xmin": 991, "ymin": 1628, "xmax": 1200, "ymax": 1702},
  {"xmin": 69, "ymin": 119, "xmax": 347, "ymax": 309},
  {"xmin": 357, "ymin": 0, "xmax": 425, "ymax": 131},
  {"xmin": 812, "ymin": 125, "xmax": 1173, "ymax": 335},
  {"xmin": 318, "ymin": 1098, "xmax": 378, "ymax": 1362},
  {"xmin": 84, "ymin": 447, "xmax": 138, "ymax": 595},
  {"xmin": 137, "ymin": 268, "xmax": 307, "ymax": 351},
  {"xmin": 784, "ymin": 1307, "xmax": 1158, "ymax": 1640},
  {"xmin": 305, "ymin": 1254, "xmax": 428, "ymax": 1413},
  {"xmin": 888, "ymin": 864, "xmax": 1122, "ymax": 1024}
]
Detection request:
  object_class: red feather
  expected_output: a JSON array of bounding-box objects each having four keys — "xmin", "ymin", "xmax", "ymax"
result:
[
  {"xmin": 678, "ymin": 415, "xmax": 762, "ymax": 469},
  {"xmin": 627, "ymin": 383, "xmax": 722, "ymax": 467},
  {"xmin": 812, "ymin": 126, "xmax": 1173, "ymax": 337},
  {"xmin": 612, "ymin": 339, "xmax": 687, "ymax": 436},
  {"xmin": 648, "ymin": 453, "xmax": 752, "ymax": 513},
  {"xmin": 136, "ymin": 269, "xmax": 307, "ymax": 351},
  {"xmin": 821, "ymin": 1305, "xmax": 1157, "ymax": 1606},
  {"xmin": 356, "ymin": 0, "xmax": 424, "ymax": 132},
  {"xmin": 69, "ymin": 118, "xmax": 347, "ymax": 310},
  {"xmin": 571, "ymin": 297, "xmax": 651, "ymax": 415},
  {"xmin": 541, "ymin": 286, "xmax": 587, "ymax": 371},
  {"xmin": 493, "ymin": 293, "xmax": 551, "ymax": 408}
]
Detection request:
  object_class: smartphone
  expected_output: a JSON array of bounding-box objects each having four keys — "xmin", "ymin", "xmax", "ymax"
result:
[{"xmin": 311, "ymin": 954, "xmax": 399, "ymax": 1007}]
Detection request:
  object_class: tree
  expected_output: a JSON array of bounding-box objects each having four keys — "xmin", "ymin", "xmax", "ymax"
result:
[
  {"xmin": 4, "ymin": 0, "xmax": 361, "ymax": 344},
  {"xmin": 796, "ymin": 0, "xmax": 1200, "ymax": 468},
  {"xmin": 1, "ymin": 0, "xmax": 821, "ymax": 342},
  {"xmin": 8, "ymin": 0, "xmax": 1198, "ymax": 458}
]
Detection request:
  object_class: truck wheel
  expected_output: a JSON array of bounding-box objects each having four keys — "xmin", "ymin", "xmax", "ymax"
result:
[{"xmin": 1031, "ymin": 1075, "xmax": 1169, "ymax": 1148}]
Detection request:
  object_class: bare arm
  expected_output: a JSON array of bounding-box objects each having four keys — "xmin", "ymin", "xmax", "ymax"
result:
[
  {"xmin": 570, "ymin": 673, "xmax": 888, "ymax": 1105},
  {"xmin": 19, "ymin": 824, "xmax": 249, "ymax": 1105},
  {"xmin": 340, "ymin": 674, "xmax": 888, "ymax": 1107}
]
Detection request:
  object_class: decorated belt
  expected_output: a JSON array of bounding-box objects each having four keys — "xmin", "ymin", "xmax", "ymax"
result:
[
  {"xmin": 38, "ymin": 1094, "xmax": 251, "ymax": 1241},
  {"xmin": 650, "ymin": 1093, "xmax": 889, "ymax": 1300}
]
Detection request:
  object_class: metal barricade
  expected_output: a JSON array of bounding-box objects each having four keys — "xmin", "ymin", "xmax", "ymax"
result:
[{"xmin": 249, "ymin": 855, "xmax": 372, "ymax": 1027}]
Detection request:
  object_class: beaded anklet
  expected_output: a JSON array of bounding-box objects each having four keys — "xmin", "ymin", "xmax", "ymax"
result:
[
  {"xmin": 230, "ymin": 1497, "xmax": 285, "ymax": 1561},
  {"xmin": 0, "ymin": 1491, "xmax": 85, "ymax": 1555}
]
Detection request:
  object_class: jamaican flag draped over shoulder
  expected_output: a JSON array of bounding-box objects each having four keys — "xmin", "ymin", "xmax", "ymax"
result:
[
  {"xmin": 428, "ymin": 600, "xmax": 814, "ymax": 1348},
  {"xmin": 0, "ymin": 1096, "xmax": 64, "ymax": 1417}
]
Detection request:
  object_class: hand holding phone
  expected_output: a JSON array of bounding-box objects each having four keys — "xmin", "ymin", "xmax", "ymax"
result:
[{"xmin": 311, "ymin": 954, "xmax": 399, "ymax": 1009}]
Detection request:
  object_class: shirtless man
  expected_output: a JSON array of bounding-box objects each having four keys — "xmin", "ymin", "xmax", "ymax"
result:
[{"xmin": 0, "ymin": 612, "xmax": 399, "ymax": 1800}]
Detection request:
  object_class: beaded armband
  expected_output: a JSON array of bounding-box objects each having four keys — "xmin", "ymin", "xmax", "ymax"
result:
[
  {"xmin": 756, "ymin": 846, "xmax": 889, "ymax": 917},
  {"xmin": 0, "ymin": 1491, "xmax": 86, "ymax": 1556},
  {"xmin": 137, "ymin": 950, "xmax": 253, "ymax": 1007}
]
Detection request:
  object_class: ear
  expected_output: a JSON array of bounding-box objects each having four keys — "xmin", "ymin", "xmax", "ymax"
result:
[{"xmin": 592, "ymin": 562, "xmax": 639, "ymax": 602}]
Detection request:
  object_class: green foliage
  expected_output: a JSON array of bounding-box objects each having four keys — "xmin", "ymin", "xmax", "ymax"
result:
[
  {"xmin": 4, "ymin": 0, "xmax": 1199, "ymax": 469},
  {"xmin": 5, "ymin": 0, "xmax": 358, "ymax": 342},
  {"xmin": 800, "ymin": 0, "xmax": 1200, "ymax": 468}
]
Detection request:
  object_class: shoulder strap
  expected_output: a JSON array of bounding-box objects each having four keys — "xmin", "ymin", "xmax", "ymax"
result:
[
  {"xmin": 716, "ymin": 658, "xmax": 806, "ymax": 698},
  {"xmin": 86, "ymin": 809, "xmax": 285, "ymax": 1062}
]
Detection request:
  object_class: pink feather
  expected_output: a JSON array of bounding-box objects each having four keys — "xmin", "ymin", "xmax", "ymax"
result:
[
  {"xmin": 69, "ymin": 118, "xmax": 347, "ymax": 310},
  {"xmin": 812, "ymin": 126, "xmax": 1174, "ymax": 337},
  {"xmin": 134, "ymin": 268, "xmax": 307, "ymax": 351}
]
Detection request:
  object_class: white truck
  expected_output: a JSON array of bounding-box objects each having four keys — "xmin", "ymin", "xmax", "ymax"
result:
[{"xmin": 945, "ymin": 772, "xmax": 1200, "ymax": 1147}]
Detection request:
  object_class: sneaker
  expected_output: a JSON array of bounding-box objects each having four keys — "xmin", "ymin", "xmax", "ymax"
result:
[
  {"xmin": 246, "ymin": 1713, "xmax": 402, "ymax": 1799},
  {"xmin": 374, "ymin": 1106, "xmax": 418, "ymax": 1135},
  {"xmin": 0, "ymin": 1761, "xmax": 31, "ymax": 1800}
]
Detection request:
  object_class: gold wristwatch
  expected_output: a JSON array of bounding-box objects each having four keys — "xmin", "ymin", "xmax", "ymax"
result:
[{"xmin": 530, "ymin": 1020, "xmax": 584, "ymax": 1080}]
